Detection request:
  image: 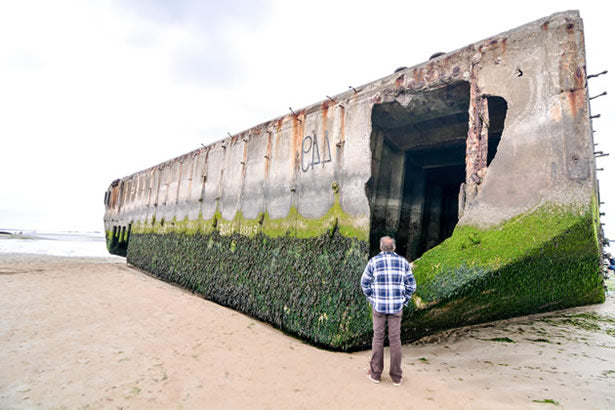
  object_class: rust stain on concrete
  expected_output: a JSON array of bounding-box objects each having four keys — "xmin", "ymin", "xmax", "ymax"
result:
[
  {"xmin": 567, "ymin": 88, "xmax": 585, "ymax": 118},
  {"xmin": 291, "ymin": 111, "xmax": 305, "ymax": 174}
]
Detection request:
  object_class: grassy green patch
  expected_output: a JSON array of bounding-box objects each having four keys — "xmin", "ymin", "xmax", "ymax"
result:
[
  {"xmin": 414, "ymin": 205, "xmax": 594, "ymax": 286},
  {"xmin": 401, "ymin": 204, "xmax": 603, "ymax": 341}
]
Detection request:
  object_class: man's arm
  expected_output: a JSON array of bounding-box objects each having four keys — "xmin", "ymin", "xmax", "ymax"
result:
[
  {"xmin": 403, "ymin": 262, "xmax": 417, "ymax": 303},
  {"xmin": 360, "ymin": 261, "xmax": 374, "ymax": 298}
]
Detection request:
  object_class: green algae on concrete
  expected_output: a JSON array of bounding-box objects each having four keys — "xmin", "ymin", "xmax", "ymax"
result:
[
  {"xmin": 116, "ymin": 196, "xmax": 605, "ymax": 351},
  {"xmin": 105, "ymin": 229, "xmax": 128, "ymax": 257},
  {"xmin": 122, "ymin": 202, "xmax": 603, "ymax": 350},
  {"xmin": 127, "ymin": 231, "xmax": 372, "ymax": 351},
  {"xmin": 129, "ymin": 186, "xmax": 368, "ymax": 241},
  {"xmin": 122, "ymin": 182, "xmax": 372, "ymax": 349},
  {"xmin": 402, "ymin": 203, "xmax": 604, "ymax": 342}
]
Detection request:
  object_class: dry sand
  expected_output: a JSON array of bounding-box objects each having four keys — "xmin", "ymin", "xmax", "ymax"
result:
[{"xmin": 1, "ymin": 254, "xmax": 615, "ymax": 409}]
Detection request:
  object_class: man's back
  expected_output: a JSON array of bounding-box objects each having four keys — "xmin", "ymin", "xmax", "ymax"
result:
[{"xmin": 360, "ymin": 251, "xmax": 415, "ymax": 314}]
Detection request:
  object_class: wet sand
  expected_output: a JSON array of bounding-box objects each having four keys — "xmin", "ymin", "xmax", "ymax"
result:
[{"xmin": 1, "ymin": 254, "xmax": 614, "ymax": 409}]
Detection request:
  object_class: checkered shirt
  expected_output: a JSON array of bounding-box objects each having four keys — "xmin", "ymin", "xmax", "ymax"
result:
[{"xmin": 360, "ymin": 251, "xmax": 416, "ymax": 314}]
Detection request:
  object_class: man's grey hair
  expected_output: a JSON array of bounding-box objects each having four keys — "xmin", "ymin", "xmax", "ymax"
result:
[{"xmin": 380, "ymin": 236, "xmax": 396, "ymax": 252}]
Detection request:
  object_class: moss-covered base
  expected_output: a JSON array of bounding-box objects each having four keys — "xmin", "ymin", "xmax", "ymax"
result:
[
  {"xmin": 123, "ymin": 203, "xmax": 604, "ymax": 350},
  {"xmin": 106, "ymin": 230, "xmax": 127, "ymax": 257},
  {"xmin": 127, "ymin": 231, "xmax": 372, "ymax": 351},
  {"xmin": 404, "ymin": 204, "xmax": 604, "ymax": 340}
]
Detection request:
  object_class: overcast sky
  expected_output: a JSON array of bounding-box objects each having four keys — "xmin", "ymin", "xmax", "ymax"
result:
[{"xmin": 0, "ymin": 0, "xmax": 613, "ymax": 250}]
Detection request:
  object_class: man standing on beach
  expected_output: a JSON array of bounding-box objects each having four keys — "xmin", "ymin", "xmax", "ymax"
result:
[{"xmin": 361, "ymin": 236, "xmax": 416, "ymax": 386}]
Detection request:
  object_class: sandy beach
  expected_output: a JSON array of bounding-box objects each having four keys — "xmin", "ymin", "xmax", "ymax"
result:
[{"xmin": 1, "ymin": 254, "xmax": 615, "ymax": 409}]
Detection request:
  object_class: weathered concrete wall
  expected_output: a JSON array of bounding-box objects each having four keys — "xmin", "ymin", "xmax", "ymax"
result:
[
  {"xmin": 461, "ymin": 13, "xmax": 595, "ymax": 226},
  {"xmin": 106, "ymin": 12, "xmax": 595, "ymax": 237},
  {"xmin": 104, "ymin": 11, "xmax": 604, "ymax": 350}
]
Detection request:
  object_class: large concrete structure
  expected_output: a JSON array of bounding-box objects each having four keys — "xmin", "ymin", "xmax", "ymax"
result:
[{"xmin": 104, "ymin": 11, "xmax": 604, "ymax": 351}]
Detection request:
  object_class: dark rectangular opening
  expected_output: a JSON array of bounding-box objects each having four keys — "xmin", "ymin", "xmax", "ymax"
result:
[
  {"xmin": 367, "ymin": 83, "xmax": 508, "ymax": 259},
  {"xmin": 368, "ymin": 82, "xmax": 470, "ymax": 259}
]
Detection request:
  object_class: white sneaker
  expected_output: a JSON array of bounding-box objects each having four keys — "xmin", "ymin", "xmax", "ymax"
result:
[
  {"xmin": 368, "ymin": 372, "xmax": 380, "ymax": 384},
  {"xmin": 392, "ymin": 378, "xmax": 403, "ymax": 387}
]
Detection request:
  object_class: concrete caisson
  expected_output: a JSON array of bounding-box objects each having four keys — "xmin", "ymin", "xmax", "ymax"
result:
[{"xmin": 104, "ymin": 11, "xmax": 605, "ymax": 350}]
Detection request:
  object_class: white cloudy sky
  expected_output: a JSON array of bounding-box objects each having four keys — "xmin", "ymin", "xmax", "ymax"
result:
[{"xmin": 0, "ymin": 0, "xmax": 613, "ymax": 249}]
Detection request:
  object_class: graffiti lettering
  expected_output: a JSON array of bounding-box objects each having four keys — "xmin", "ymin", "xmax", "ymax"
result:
[{"xmin": 301, "ymin": 131, "xmax": 332, "ymax": 172}]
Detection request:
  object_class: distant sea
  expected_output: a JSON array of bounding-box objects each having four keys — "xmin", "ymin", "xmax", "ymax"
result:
[{"xmin": 0, "ymin": 229, "xmax": 119, "ymax": 258}]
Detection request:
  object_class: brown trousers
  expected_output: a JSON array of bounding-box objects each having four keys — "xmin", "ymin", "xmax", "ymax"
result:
[{"xmin": 370, "ymin": 309, "xmax": 403, "ymax": 382}]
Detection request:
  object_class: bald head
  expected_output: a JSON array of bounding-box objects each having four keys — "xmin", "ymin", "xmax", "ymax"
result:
[{"xmin": 380, "ymin": 236, "xmax": 396, "ymax": 252}]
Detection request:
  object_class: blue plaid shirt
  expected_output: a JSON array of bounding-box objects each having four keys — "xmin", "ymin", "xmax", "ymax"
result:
[{"xmin": 361, "ymin": 251, "xmax": 416, "ymax": 314}]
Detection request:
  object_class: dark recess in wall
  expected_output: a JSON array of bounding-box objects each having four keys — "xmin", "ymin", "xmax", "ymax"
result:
[{"xmin": 368, "ymin": 83, "xmax": 507, "ymax": 260}]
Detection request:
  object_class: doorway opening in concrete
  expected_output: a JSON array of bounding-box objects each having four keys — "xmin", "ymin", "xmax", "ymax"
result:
[{"xmin": 367, "ymin": 82, "xmax": 507, "ymax": 259}]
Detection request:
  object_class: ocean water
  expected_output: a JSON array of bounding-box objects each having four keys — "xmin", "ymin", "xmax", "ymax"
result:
[{"xmin": 0, "ymin": 230, "xmax": 119, "ymax": 258}]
